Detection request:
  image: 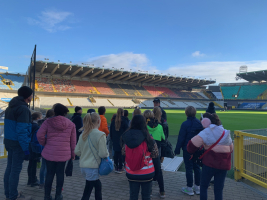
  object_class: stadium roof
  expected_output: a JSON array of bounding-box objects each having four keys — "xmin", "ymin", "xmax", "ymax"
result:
[
  {"xmin": 236, "ymin": 70, "xmax": 267, "ymax": 83},
  {"xmin": 34, "ymin": 61, "xmax": 216, "ymax": 89}
]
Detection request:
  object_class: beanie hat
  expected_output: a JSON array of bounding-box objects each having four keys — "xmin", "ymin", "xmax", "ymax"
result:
[
  {"xmin": 208, "ymin": 102, "xmax": 215, "ymax": 108},
  {"xmin": 18, "ymin": 86, "xmax": 33, "ymax": 99},
  {"xmin": 75, "ymin": 106, "xmax": 82, "ymax": 113},
  {"xmin": 206, "ymin": 102, "xmax": 216, "ymax": 114},
  {"xmin": 87, "ymin": 109, "xmax": 96, "ymax": 114}
]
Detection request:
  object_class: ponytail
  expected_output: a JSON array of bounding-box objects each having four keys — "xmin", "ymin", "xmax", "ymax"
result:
[
  {"xmin": 81, "ymin": 112, "xmax": 100, "ymax": 141},
  {"xmin": 115, "ymin": 108, "xmax": 124, "ymax": 131}
]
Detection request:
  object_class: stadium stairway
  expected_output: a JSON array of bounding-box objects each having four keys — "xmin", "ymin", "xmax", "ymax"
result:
[
  {"xmin": 117, "ymin": 85, "xmax": 129, "ymax": 96},
  {"xmin": 51, "ymin": 80, "xmax": 57, "ymax": 92},
  {"xmin": 132, "ymin": 86, "xmax": 142, "ymax": 96},
  {"xmin": 0, "ymin": 75, "xmax": 12, "ymax": 90},
  {"xmin": 67, "ymin": 98, "xmax": 73, "ymax": 106},
  {"xmin": 258, "ymin": 89, "xmax": 267, "ymax": 100},
  {"xmin": 107, "ymin": 99, "xmax": 114, "ymax": 106},
  {"xmin": 89, "ymin": 82, "xmax": 101, "ymax": 94},
  {"xmin": 161, "ymin": 101, "xmax": 169, "ymax": 108},
  {"xmin": 213, "ymin": 101, "xmax": 223, "ymax": 108}
]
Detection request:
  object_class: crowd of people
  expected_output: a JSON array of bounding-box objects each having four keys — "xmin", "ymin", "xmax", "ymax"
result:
[{"xmin": 3, "ymin": 86, "xmax": 233, "ymax": 200}]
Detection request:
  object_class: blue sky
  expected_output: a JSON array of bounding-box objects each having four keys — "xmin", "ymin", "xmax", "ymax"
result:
[{"xmin": 0, "ymin": 0, "xmax": 267, "ymax": 83}]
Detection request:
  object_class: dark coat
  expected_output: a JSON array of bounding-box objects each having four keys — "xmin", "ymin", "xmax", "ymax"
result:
[
  {"xmin": 4, "ymin": 96, "xmax": 32, "ymax": 152},
  {"xmin": 174, "ymin": 116, "xmax": 203, "ymax": 155},
  {"xmin": 71, "ymin": 113, "xmax": 83, "ymax": 142},
  {"xmin": 110, "ymin": 116, "xmax": 129, "ymax": 151},
  {"xmin": 29, "ymin": 122, "xmax": 41, "ymax": 160},
  {"xmin": 159, "ymin": 106, "xmax": 167, "ymax": 123}
]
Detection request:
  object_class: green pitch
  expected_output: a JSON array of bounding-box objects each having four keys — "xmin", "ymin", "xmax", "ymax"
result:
[
  {"xmin": 67, "ymin": 108, "xmax": 267, "ymax": 135},
  {"xmin": 66, "ymin": 107, "xmax": 267, "ymax": 178}
]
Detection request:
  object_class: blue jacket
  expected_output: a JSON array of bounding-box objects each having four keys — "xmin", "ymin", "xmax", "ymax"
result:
[
  {"xmin": 174, "ymin": 116, "xmax": 203, "ymax": 155},
  {"xmin": 4, "ymin": 96, "xmax": 32, "ymax": 152}
]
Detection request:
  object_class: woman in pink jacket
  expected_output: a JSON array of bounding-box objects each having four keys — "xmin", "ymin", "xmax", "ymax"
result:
[
  {"xmin": 187, "ymin": 113, "xmax": 233, "ymax": 200},
  {"xmin": 37, "ymin": 104, "xmax": 76, "ymax": 200}
]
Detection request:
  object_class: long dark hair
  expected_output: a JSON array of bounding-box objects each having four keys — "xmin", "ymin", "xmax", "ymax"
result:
[{"xmin": 129, "ymin": 115, "xmax": 155, "ymax": 152}]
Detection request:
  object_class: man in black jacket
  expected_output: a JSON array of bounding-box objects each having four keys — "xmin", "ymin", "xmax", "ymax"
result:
[
  {"xmin": 71, "ymin": 106, "xmax": 83, "ymax": 160},
  {"xmin": 4, "ymin": 86, "xmax": 33, "ymax": 200},
  {"xmin": 153, "ymin": 98, "xmax": 167, "ymax": 123}
]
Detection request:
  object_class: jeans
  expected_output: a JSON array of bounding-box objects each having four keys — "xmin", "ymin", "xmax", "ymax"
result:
[
  {"xmin": 114, "ymin": 151, "xmax": 123, "ymax": 170},
  {"xmin": 27, "ymin": 159, "xmax": 38, "ymax": 185},
  {"xmin": 200, "ymin": 165, "xmax": 227, "ymax": 200},
  {"xmin": 152, "ymin": 156, "xmax": 164, "ymax": 192},
  {"xmin": 4, "ymin": 146, "xmax": 25, "ymax": 200},
  {"xmin": 45, "ymin": 160, "xmax": 66, "ymax": 197},
  {"xmin": 183, "ymin": 149, "xmax": 201, "ymax": 187},
  {"xmin": 81, "ymin": 180, "xmax": 102, "ymax": 200},
  {"xmin": 39, "ymin": 157, "xmax": 47, "ymax": 185},
  {"xmin": 129, "ymin": 181, "xmax": 152, "ymax": 200}
]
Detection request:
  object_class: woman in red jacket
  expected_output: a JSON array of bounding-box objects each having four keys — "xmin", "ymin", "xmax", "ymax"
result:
[{"xmin": 37, "ymin": 104, "xmax": 76, "ymax": 200}]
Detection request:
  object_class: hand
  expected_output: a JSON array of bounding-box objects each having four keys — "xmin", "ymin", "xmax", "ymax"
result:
[{"xmin": 174, "ymin": 149, "xmax": 180, "ymax": 155}]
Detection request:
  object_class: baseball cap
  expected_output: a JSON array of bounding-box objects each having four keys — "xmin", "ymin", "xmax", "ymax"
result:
[{"xmin": 153, "ymin": 98, "xmax": 160, "ymax": 103}]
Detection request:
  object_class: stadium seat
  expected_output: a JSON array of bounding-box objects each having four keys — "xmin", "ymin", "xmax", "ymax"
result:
[
  {"xmin": 237, "ymin": 85, "xmax": 267, "ymax": 99},
  {"xmin": 36, "ymin": 78, "xmax": 54, "ymax": 92},
  {"xmin": 108, "ymin": 98, "xmax": 138, "ymax": 107},
  {"xmin": 72, "ymin": 80, "xmax": 97, "ymax": 94},
  {"xmin": 69, "ymin": 98, "xmax": 94, "ymax": 107},
  {"xmin": 107, "ymin": 83, "xmax": 126, "ymax": 95},
  {"xmin": 221, "ymin": 86, "xmax": 240, "ymax": 99},
  {"xmin": 133, "ymin": 86, "xmax": 152, "ymax": 96},
  {"xmin": 1, "ymin": 74, "xmax": 24, "ymax": 90},
  {"xmin": 91, "ymin": 82, "xmax": 115, "ymax": 95},
  {"xmin": 53, "ymin": 79, "xmax": 76, "ymax": 93},
  {"xmin": 40, "ymin": 97, "xmax": 71, "ymax": 107}
]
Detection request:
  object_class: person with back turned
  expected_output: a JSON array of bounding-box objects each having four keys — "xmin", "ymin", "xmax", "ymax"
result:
[{"xmin": 4, "ymin": 86, "xmax": 33, "ymax": 200}]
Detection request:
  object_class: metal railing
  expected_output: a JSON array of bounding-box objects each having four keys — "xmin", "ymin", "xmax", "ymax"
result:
[
  {"xmin": 234, "ymin": 130, "xmax": 267, "ymax": 189},
  {"xmin": 0, "ymin": 122, "xmax": 7, "ymax": 159}
]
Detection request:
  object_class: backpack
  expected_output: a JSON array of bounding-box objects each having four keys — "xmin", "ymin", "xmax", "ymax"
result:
[
  {"xmin": 30, "ymin": 128, "xmax": 43, "ymax": 154},
  {"xmin": 125, "ymin": 141, "xmax": 150, "ymax": 171}
]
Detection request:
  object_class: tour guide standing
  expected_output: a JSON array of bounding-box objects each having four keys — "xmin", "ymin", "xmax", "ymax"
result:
[
  {"xmin": 153, "ymin": 98, "xmax": 167, "ymax": 123},
  {"xmin": 4, "ymin": 86, "xmax": 33, "ymax": 200}
]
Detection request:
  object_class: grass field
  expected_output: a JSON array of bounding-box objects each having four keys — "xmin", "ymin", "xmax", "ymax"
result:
[{"xmin": 66, "ymin": 107, "xmax": 267, "ymax": 178}]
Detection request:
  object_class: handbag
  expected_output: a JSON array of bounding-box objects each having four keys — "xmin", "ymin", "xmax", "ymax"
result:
[
  {"xmin": 65, "ymin": 159, "xmax": 73, "ymax": 176},
  {"xmin": 161, "ymin": 139, "xmax": 175, "ymax": 158},
  {"xmin": 88, "ymin": 134, "xmax": 113, "ymax": 176},
  {"xmin": 190, "ymin": 131, "xmax": 225, "ymax": 167}
]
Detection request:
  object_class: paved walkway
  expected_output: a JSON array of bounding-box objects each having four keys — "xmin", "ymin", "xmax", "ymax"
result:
[{"xmin": 0, "ymin": 158, "xmax": 266, "ymax": 200}]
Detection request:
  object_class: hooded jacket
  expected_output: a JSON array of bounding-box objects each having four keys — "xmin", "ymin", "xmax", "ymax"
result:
[
  {"xmin": 99, "ymin": 115, "xmax": 109, "ymax": 136},
  {"xmin": 187, "ymin": 124, "xmax": 233, "ymax": 170},
  {"xmin": 174, "ymin": 116, "xmax": 203, "ymax": 155},
  {"xmin": 71, "ymin": 113, "xmax": 83, "ymax": 142},
  {"xmin": 4, "ymin": 96, "xmax": 32, "ymax": 152},
  {"xmin": 37, "ymin": 116, "xmax": 76, "ymax": 162},
  {"xmin": 110, "ymin": 116, "xmax": 129, "ymax": 151},
  {"xmin": 122, "ymin": 129, "xmax": 155, "ymax": 181},
  {"xmin": 146, "ymin": 118, "xmax": 165, "ymax": 148}
]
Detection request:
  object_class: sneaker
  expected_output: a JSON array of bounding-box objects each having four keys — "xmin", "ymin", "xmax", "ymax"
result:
[
  {"xmin": 181, "ymin": 187, "xmax": 194, "ymax": 196},
  {"xmin": 55, "ymin": 194, "xmax": 63, "ymax": 200},
  {"xmin": 115, "ymin": 169, "xmax": 122, "ymax": 174},
  {"xmin": 31, "ymin": 181, "xmax": 39, "ymax": 187},
  {"xmin": 159, "ymin": 191, "xmax": 165, "ymax": 199},
  {"xmin": 44, "ymin": 196, "xmax": 53, "ymax": 200},
  {"xmin": 193, "ymin": 185, "xmax": 200, "ymax": 195}
]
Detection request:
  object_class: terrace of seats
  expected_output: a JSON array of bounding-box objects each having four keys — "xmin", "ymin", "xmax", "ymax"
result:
[
  {"xmin": 72, "ymin": 80, "xmax": 96, "ymax": 94},
  {"xmin": 36, "ymin": 78, "xmax": 54, "ymax": 92},
  {"xmin": 107, "ymin": 83, "xmax": 126, "ymax": 95},
  {"xmin": 40, "ymin": 97, "xmax": 70, "ymax": 107},
  {"xmin": 132, "ymin": 85, "xmax": 152, "ymax": 96},
  {"xmin": 69, "ymin": 98, "xmax": 93, "ymax": 107},
  {"xmin": 108, "ymin": 98, "xmax": 138, "ymax": 107},
  {"xmin": 1, "ymin": 75, "xmax": 24, "ymax": 90},
  {"xmin": 221, "ymin": 86, "xmax": 240, "ymax": 99},
  {"xmin": 91, "ymin": 82, "xmax": 115, "ymax": 95},
  {"xmin": 53, "ymin": 79, "xmax": 76, "ymax": 93},
  {"xmin": 143, "ymin": 86, "xmax": 163, "ymax": 97},
  {"xmin": 237, "ymin": 85, "xmax": 267, "ymax": 99},
  {"xmin": 118, "ymin": 84, "xmax": 139, "ymax": 96},
  {"xmin": 157, "ymin": 87, "xmax": 179, "ymax": 98}
]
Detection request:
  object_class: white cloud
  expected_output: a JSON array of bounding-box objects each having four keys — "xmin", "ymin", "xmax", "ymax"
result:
[
  {"xmin": 192, "ymin": 51, "xmax": 205, "ymax": 57},
  {"xmin": 27, "ymin": 9, "xmax": 73, "ymax": 32},
  {"xmin": 166, "ymin": 61, "xmax": 267, "ymax": 84},
  {"xmin": 87, "ymin": 52, "xmax": 267, "ymax": 84},
  {"xmin": 88, "ymin": 52, "xmax": 153, "ymax": 72}
]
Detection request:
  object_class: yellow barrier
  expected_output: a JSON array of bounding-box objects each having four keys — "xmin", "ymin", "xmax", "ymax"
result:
[
  {"xmin": 0, "ymin": 122, "xmax": 7, "ymax": 159},
  {"xmin": 234, "ymin": 131, "xmax": 267, "ymax": 189}
]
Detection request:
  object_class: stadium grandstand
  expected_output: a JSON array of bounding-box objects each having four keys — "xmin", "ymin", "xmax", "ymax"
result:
[
  {"xmin": 219, "ymin": 69, "xmax": 267, "ymax": 110},
  {"xmin": 0, "ymin": 60, "xmax": 226, "ymax": 109}
]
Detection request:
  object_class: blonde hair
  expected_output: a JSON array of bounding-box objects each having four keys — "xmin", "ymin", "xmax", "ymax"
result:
[
  {"xmin": 133, "ymin": 108, "xmax": 142, "ymax": 117},
  {"xmin": 115, "ymin": 108, "xmax": 124, "ymax": 131},
  {"xmin": 81, "ymin": 112, "xmax": 100, "ymax": 141},
  {"xmin": 143, "ymin": 110, "xmax": 154, "ymax": 120},
  {"xmin": 153, "ymin": 106, "xmax": 162, "ymax": 122},
  {"xmin": 185, "ymin": 106, "xmax": 196, "ymax": 117}
]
